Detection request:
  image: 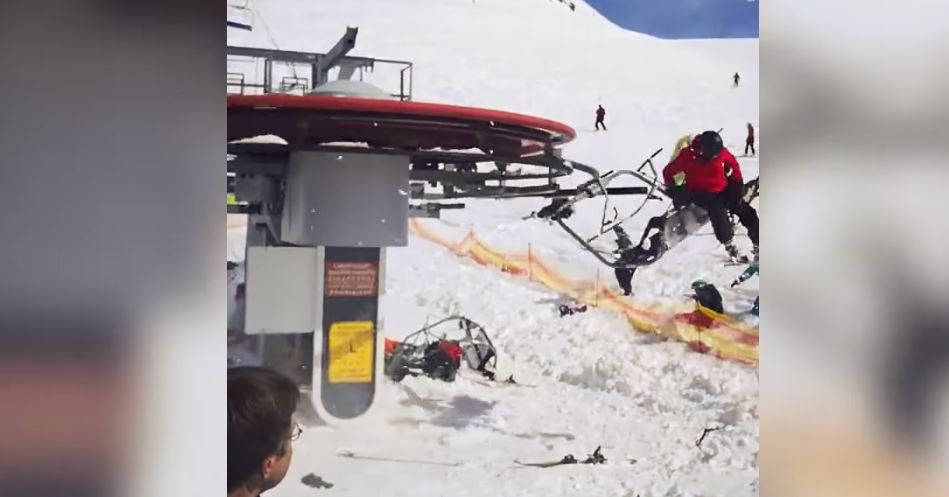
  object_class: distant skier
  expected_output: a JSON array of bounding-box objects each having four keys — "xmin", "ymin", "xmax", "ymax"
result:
[
  {"xmin": 595, "ymin": 105, "xmax": 607, "ymax": 131},
  {"xmin": 744, "ymin": 123, "xmax": 756, "ymax": 156},
  {"xmin": 733, "ymin": 72, "xmax": 740, "ymax": 87},
  {"xmin": 663, "ymin": 130, "xmax": 759, "ymax": 263}
]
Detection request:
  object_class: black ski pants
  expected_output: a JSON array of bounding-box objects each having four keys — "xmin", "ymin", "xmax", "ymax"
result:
[
  {"xmin": 595, "ymin": 118, "xmax": 606, "ymax": 131},
  {"xmin": 614, "ymin": 267, "xmax": 634, "ymax": 295},
  {"xmin": 745, "ymin": 137, "xmax": 755, "ymax": 155},
  {"xmin": 689, "ymin": 185, "xmax": 759, "ymax": 246}
]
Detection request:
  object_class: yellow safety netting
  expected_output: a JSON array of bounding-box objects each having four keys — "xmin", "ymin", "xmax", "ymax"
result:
[{"xmin": 409, "ymin": 219, "xmax": 758, "ymax": 365}]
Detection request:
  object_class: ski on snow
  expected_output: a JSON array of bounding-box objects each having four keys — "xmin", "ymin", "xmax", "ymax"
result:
[{"xmin": 514, "ymin": 446, "xmax": 606, "ymax": 468}]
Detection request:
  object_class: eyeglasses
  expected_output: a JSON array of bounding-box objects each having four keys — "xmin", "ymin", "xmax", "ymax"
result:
[{"xmin": 290, "ymin": 422, "xmax": 303, "ymax": 442}]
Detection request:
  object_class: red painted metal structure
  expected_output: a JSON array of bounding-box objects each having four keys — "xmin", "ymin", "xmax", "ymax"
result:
[{"xmin": 227, "ymin": 94, "xmax": 576, "ymax": 157}]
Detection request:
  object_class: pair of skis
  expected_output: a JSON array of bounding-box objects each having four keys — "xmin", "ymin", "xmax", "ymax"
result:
[
  {"xmin": 337, "ymin": 446, "xmax": 607, "ymax": 469},
  {"xmin": 467, "ymin": 374, "xmax": 536, "ymax": 389},
  {"xmin": 514, "ymin": 446, "xmax": 606, "ymax": 468}
]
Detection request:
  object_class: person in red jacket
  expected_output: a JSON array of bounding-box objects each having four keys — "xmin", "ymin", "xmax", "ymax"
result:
[{"xmin": 662, "ymin": 130, "xmax": 759, "ymax": 262}]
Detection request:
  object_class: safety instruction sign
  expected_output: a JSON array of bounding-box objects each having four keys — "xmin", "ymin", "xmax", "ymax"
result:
[
  {"xmin": 327, "ymin": 321, "xmax": 374, "ymax": 383},
  {"xmin": 325, "ymin": 262, "xmax": 378, "ymax": 297}
]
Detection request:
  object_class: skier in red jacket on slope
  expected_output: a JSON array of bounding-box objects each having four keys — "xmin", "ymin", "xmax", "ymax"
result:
[{"xmin": 662, "ymin": 130, "xmax": 759, "ymax": 262}]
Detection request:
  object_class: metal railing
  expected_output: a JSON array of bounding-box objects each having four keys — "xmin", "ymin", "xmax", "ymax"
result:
[{"xmin": 227, "ymin": 45, "xmax": 414, "ymax": 100}]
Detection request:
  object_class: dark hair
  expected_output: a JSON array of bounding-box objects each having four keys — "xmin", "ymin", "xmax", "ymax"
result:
[{"xmin": 228, "ymin": 367, "xmax": 300, "ymax": 492}]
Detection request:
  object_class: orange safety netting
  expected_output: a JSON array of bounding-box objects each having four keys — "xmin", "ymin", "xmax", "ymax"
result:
[{"xmin": 409, "ymin": 219, "xmax": 758, "ymax": 365}]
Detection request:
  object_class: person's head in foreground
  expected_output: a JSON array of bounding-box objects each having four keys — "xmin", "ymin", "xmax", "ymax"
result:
[{"xmin": 228, "ymin": 366, "xmax": 301, "ymax": 497}]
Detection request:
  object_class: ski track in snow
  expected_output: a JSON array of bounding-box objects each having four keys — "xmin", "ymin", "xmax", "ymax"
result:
[{"xmin": 228, "ymin": 0, "xmax": 759, "ymax": 495}]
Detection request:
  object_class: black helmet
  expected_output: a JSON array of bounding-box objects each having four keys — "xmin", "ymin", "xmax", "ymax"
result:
[
  {"xmin": 690, "ymin": 280, "xmax": 724, "ymax": 313},
  {"xmin": 693, "ymin": 130, "xmax": 724, "ymax": 161}
]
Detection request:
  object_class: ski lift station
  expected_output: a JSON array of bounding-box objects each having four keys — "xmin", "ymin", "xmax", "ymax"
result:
[{"xmin": 227, "ymin": 26, "xmax": 659, "ymax": 425}]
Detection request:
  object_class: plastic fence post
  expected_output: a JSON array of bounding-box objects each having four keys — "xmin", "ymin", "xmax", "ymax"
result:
[
  {"xmin": 527, "ymin": 243, "xmax": 533, "ymax": 281},
  {"xmin": 595, "ymin": 267, "xmax": 600, "ymax": 306}
]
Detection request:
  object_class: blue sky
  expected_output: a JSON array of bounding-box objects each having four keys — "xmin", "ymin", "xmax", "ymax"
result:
[{"xmin": 585, "ymin": 0, "xmax": 758, "ymax": 39}]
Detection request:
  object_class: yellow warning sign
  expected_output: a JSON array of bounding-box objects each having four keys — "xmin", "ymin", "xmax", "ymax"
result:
[{"xmin": 327, "ymin": 321, "xmax": 374, "ymax": 384}]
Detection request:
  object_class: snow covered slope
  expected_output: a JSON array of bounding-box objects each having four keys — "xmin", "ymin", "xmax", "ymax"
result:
[{"xmin": 228, "ymin": 1, "xmax": 758, "ymax": 495}]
